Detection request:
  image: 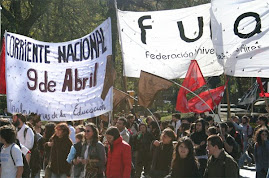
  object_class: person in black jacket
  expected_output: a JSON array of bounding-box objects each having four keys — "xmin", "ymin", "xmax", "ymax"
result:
[
  {"xmin": 135, "ymin": 123, "xmax": 155, "ymax": 178},
  {"xmin": 150, "ymin": 128, "xmax": 176, "ymax": 178},
  {"xmin": 165, "ymin": 137, "xmax": 200, "ymax": 178},
  {"xmin": 190, "ymin": 118, "xmax": 208, "ymax": 176}
]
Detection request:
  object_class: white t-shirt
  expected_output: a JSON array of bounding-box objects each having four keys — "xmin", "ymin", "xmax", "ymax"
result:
[{"xmin": 0, "ymin": 144, "xmax": 23, "ymax": 178}]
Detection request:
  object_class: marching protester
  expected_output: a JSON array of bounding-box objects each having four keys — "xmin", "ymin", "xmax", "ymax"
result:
[
  {"xmin": 0, "ymin": 125, "xmax": 23, "ymax": 178},
  {"xmin": 39, "ymin": 122, "xmax": 56, "ymax": 172},
  {"xmin": 254, "ymin": 128, "xmax": 269, "ymax": 178},
  {"xmin": 219, "ymin": 122, "xmax": 241, "ymax": 162},
  {"xmin": 116, "ymin": 117, "xmax": 130, "ymax": 143},
  {"xmin": 190, "ymin": 118, "xmax": 208, "ymax": 176},
  {"xmin": 165, "ymin": 137, "xmax": 200, "ymax": 178},
  {"xmin": 79, "ymin": 123, "xmax": 106, "ymax": 178},
  {"xmin": 47, "ymin": 123, "xmax": 72, "ymax": 178},
  {"xmin": 134, "ymin": 123, "xmax": 155, "ymax": 178},
  {"xmin": 255, "ymin": 115, "xmax": 269, "ymax": 132},
  {"xmin": 171, "ymin": 113, "xmax": 181, "ymax": 133},
  {"xmin": 204, "ymin": 135, "xmax": 239, "ymax": 178},
  {"xmin": 238, "ymin": 116, "xmax": 253, "ymax": 168},
  {"xmin": 150, "ymin": 128, "xmax": 176, "ymax": 178},
  {"xmin": 12, "ymin": 113, "xmax": 35, "ymax": 150},
  {"xmin": 66, "ymin": 132, "xmax": 84, "ymax": 177},
  {"xmin": 105, "ymin": 126, "xmax": 132, "ymax": 178}
]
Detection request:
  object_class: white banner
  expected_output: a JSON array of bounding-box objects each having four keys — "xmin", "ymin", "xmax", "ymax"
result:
[
  {"xmin": 117, "ymin": 4, "xmax": 223, "ymax": 79},
  {"xmin": 5, "ymin": 18, "xmax": 113, "ymax": 121},
  {"xmin": 211, "ymin": 0, "xmax": 269, "ymax": 77}
]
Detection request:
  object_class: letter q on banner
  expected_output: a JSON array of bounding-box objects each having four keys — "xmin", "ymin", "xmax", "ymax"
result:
[{"xmin": 211, "ymin": 0, "xmax": 269, "ymax": 78}]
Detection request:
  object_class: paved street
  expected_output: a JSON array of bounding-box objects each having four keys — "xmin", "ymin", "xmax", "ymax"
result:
[{"xmin": 240, "ymin": 165, "xmax": 256, "ymax": 178}]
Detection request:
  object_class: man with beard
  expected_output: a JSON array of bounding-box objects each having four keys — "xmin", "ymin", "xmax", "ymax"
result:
[{"xmin": 12, "ymin": 113, "xmax": 35, "ymax": 150}]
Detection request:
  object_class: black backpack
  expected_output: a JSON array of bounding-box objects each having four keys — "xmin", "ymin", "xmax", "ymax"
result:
[
  {"xmin": 10, "ymin": 143, "xmax": 31, "ymax": 178},
  {"xmin": 24, "ymin": 128, "xmax": 42, "ymax": 176}
]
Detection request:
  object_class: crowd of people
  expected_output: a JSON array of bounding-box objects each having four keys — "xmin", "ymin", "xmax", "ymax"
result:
[{"xmin": 0, "ymin": 111, "xmax": 268, "ymax": 178}]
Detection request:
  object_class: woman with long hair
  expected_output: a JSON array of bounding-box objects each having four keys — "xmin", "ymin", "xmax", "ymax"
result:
[
  {"xmin": 48, "ymin": 122, "xmax": 72, "ymax": 178},
  {"xmin": 166, "ymin": 137, "xmax": 200, "ymax": 178},
  {"xmin": 78, "ymin": 123, "xmax": 106, "ymax": 178},
  {"xmin": 254, "ymin": 128, "xmax": 269, "ymax": 178}
]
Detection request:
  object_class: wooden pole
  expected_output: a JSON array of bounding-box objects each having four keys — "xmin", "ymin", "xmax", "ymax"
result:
[{"xmin": 224, "ymin": 75, "xmax": 231, "ymax": 120}]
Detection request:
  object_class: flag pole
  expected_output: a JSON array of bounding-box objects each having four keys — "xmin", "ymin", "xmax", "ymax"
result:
[
  {"xmin": 114, "ymin": 88, "xmax": 162, "ymax": 133},
  {"xmin": 224, "ymin": 75, "xmax": 231, "ymax": 120},
  {"xmin": 203, "ymin": 79, "xmax": 223, "ymax": 122},
  {"xmin": 171, "ymin": 81, "xmax": 216, "ymax": 116}
]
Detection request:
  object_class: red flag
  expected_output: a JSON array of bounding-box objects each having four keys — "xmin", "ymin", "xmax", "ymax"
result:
[
  {"xmin": 176, "ymin": 60, "xmax": 226, "ymax": 113},
  {"xmin": 257, "ymin": 77, "xmax": 269, "ymax": 97},
  {"xmin": 176, "ymin": 60, "xmax": 206, "ymax": 112},
  {"xmin": 188, "ymin": 84, "xmax": 226, "ymax": 113},
  {"xmin": 0, "ymin": 39, "xmax": 6, "ymax": 94}
]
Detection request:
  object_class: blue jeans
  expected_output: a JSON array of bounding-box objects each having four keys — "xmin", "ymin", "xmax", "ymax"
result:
[{"xmin": 239, "ymin": 140, "xmax": 252, "ymax": 167}]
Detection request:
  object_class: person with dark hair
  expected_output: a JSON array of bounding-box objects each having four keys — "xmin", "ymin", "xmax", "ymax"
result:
[
  {"xmin": 227, "ymin": 121, "xmax": 243, "ymax": 154},
  {"xmin": 190, "ymin": 118, "xmax": 208, "ymax": 176},
  {"xmin": 254, "ymin": 128, "xmax": 269, "ymax": 178},
  {"xmin": 255, "ymin": 115, "xmax": 269, "ymax": 133},
  {"xmin": 105, "ymin": 126, "xmax": 132, "ymax": 178},
  {"xmin": 149, "ymin": 121, "xmax": 161, "ymax": 140},
  {"xmin": 0, "ymin": 125, "xmax": 23, "ymax": 178},
  {"xmin": 177, "ymin": 123, "xmax": 190, "ymax": 139},
  {"xmin": 219, "ymin": 122, "xmax": 241, "ymax": 162},
  {"xmin": 47, "ymin": 122, "xmax": 72, "ymax": 177},
  {"xmin": 150, "ymin": 128, "xmax": 176, "ymax": 178},
  {"xmin": 205, "ymin": 116, "xmax": 215, "ymax": 127},
  {"xmin": 38, "ymin": 122, "xmax": 56, "ymax": 172},
  {"xmin": 134, "ymin": 123, "xmax": 154, "ymax": 178},
  {"xmin": 153, "ymin": 112, "xmax": 161, "ymax": 123},
  {"xmin": 12, "ymin": 113, "xmax": 35, "ymax": 150},
  {"xmin": 171, "ymin": 113, "xmax": 181, "ymax": 133},
  {"xmin": 116, "ymin": 117, "xmax": 130, "ymax": 143},
  {"xmin": 77, "ymin": 123, "xmax": 106, "ymax": 177},
  {"xmin": 204, "ymin": 135, "xmax": 239, "ymax": 178},
  {"xmin": 207, "ymin": 126, "xmax": 217, "ymax": 136},
  {"xmin": 31, "ymin": 114, "xmax": 43, "ymax": 135},
  {"xmin": 126, "ymin": 114, "xmax": 139, "ymax": 136},
  {"xmin": 165, "ymin": 137, "xmax": 200, "ymax": 178},
  {"xmin": 190, "ymin": 123, "xmax": 196, "ymax": 134}
]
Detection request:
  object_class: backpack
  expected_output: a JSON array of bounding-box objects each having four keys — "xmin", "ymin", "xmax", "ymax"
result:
[
  {"xmin": 229, "ymin": 135, "xmax": 241, "ymax": 161},
  {"xmin": 9, "ymin": 143, "xmax": 31, "ymax": 178},
  {"xmin": 24, "ymin": 128, "xmax": 42, "ymax": 176}
]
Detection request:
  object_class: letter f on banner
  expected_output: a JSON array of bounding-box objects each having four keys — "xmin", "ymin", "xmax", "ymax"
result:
[{"xmin": 138, "ymin": 15, "xmax": 152, "ymax": 44}]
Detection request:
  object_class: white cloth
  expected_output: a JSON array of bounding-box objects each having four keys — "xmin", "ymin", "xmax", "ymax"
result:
[
  {"xmin": 17, "ymin": 123, "xmax": 35, "ymax": 150},
  {"xmin": 0, "ymin": 144, "xmax": 23, "ymax": 178},
  {"xmin": 69, "ymin": 125, "xmax": 76, "ymax": 144}
]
